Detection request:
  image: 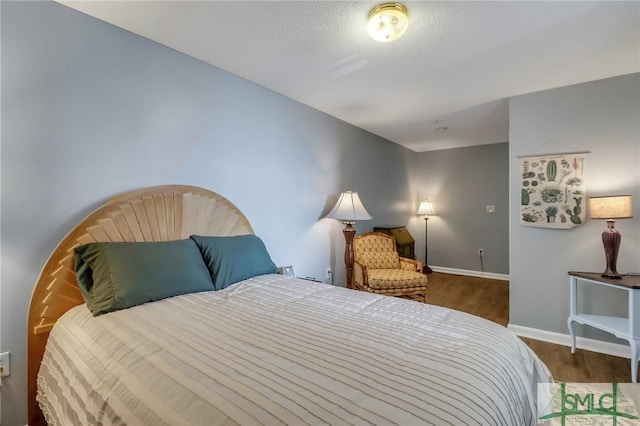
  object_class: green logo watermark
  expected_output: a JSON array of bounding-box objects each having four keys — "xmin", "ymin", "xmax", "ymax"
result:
[{"xmin": 538, "ymin": 383, "xmax": 640, "ymax": 425}]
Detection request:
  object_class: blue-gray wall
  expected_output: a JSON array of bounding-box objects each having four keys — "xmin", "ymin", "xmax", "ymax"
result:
[
  {"xmin": 1, "ymin": 2, "xmax": 416, "ymax": 423},
  {"xmin": 411, "ymin": 143, "xmax": 509, "ymax": 276},
  {"xmin": 509, "ymin": 73, "xmax": 640, "ymax": 343}
]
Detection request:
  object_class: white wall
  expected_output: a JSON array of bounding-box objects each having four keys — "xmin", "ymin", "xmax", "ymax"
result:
[
  {"xmin": 509, "ymin": 73, "xmax": 640, "ymax": 342},
  {"xmin": 0, "ymin": 3, "xmax": 415, "ymax": 424}
]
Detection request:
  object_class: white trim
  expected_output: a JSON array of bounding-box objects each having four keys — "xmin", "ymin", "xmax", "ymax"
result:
[
  {"xmin": 507, "ymin": 323, "xmax": 631, "ymax": 359},
  {"xmin": 430, "ymin": 266, "xmax": 509, "ymax": 281}
]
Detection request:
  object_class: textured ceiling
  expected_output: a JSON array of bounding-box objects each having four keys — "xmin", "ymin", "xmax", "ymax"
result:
[{"xmin": 57, "ymin": 1, "xmax": 640, "ymax": 152}]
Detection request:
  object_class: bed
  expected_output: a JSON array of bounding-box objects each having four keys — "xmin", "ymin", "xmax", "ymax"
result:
[{"xmin": 28, "ymin": 185, "xmax": 552, "ymax": 425}]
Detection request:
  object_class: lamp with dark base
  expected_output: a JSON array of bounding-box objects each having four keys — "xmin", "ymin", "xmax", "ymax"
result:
[
  {"xmin": 416, "ymin": 200, "xmax": 436, "ymax": 275},
  {"xmin": 589, "ymin": 195, "xmax": 633, "ymax": 279},
  {"xmin": 327, "ymin": 191, "xmax": 372, "ymax": 289},
  {"xmin": 601, "ymin": 220, "xmax": 622, "ymax": 278}
]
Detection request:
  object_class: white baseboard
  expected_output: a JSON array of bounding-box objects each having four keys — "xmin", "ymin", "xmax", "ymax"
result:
[
  {"xmin": 430, "ymin": 266, "xmax": 509, "ymax": 281},
  {"xmin": 507, "ymin": 323, "xmax": 631, "ymax": 359}
]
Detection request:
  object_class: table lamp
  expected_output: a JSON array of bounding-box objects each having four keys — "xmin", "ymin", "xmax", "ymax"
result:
[
  {"xmin": 588, "ymin": 195, "xmax": 633, "ymax": 279},
  {"xmin": 327, "ymin": 191, "xmax": 372, "ymax": 288}
]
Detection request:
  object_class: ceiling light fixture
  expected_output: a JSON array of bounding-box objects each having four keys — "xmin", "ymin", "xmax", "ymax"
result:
[{"xmin": 367, "ymin": 3, "xmax": 409, "ymax": 43}]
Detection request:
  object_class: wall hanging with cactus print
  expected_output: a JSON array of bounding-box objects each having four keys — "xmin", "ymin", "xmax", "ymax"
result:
[{"xmin": 519, "ymin": 152, "xmax": 589, "ymax": 229}]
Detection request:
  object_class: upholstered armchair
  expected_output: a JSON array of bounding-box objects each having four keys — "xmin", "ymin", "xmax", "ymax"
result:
[{"xmin": 352, "ymin": 232, "xmax": 428, "ymax": 302}]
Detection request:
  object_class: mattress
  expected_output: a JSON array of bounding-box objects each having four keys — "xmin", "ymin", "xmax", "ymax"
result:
[{"xmin": 38, "ymin": 274, "xmax": 552, "ymax": 425}]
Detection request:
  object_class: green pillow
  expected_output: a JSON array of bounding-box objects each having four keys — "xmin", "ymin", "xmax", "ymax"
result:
[
  {"xmin": 75, "ymin": 239, "xmax": 214, "ymax": 316},
  {"xmin": 190, "ymin": 235, "xmax": 278, "ymax": 290}
]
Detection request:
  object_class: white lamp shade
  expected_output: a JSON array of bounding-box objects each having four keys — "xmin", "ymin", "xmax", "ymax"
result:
[
  {"xmin": 416, "ymin": 200, "xmax": 435, "ymax": 216},
  {"xmin": 589, "ymin": 195, "xmax": 633, "ymax": 219},
  {"xmin": 327, "ymin": 191, "xmax": 372, "ymax": 223}
]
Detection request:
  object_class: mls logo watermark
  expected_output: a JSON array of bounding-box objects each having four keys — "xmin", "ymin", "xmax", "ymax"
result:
[{"xmin": 538, "ymin": 383, "xmax": 640, "ymax": 425}]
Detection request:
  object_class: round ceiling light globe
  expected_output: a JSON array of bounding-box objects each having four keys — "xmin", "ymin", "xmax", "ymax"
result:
[{"xmin": 367, "ymin": 3, "xmax": 409, "ymax": 43}]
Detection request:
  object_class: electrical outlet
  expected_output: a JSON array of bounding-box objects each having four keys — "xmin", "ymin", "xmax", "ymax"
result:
[
  {"xmin": 0, "ymin": 352, "xmax": 10, "ymax": 378},
  {"xmin": 478, "ymin": 248, "xmax": 484, "ymax": 257},
  {"xmin": 326, "ymin": 268, "xmax": 332, "ymax": 279}
]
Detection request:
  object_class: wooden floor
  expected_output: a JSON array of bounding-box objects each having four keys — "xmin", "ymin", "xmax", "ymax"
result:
[{"xmin": 427, "ymin": 272, "xmax": 635, "ymax": 383}]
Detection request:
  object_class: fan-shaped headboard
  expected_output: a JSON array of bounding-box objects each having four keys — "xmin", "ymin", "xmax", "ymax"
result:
[{"xmin": 28, "ymin": 185, "xmax": 254, "ymax": 425}]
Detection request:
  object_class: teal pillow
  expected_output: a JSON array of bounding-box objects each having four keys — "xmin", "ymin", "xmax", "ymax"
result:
[
  {"xmin": 190, "ymin": 235, "xmax": 278, "ymax": 290},
  {"xmin": 75, "ymin": 239, "xmax": 214, "ymax": 316}
]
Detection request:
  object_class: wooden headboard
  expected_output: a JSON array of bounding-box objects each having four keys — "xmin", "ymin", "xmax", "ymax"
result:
[{"xmin": 27, "ymin": 185, "xmax": 254, "ymax": 425}]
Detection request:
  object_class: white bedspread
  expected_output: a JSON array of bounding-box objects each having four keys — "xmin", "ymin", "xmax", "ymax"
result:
[{"xmin": 38, "ymin": 274, "xmax": 552, "ymax": 425}]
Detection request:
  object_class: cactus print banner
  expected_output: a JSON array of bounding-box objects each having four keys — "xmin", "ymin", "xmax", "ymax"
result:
[{"xmin": 519, "ymin": 153, "xmax": 588, "ymax": 228}]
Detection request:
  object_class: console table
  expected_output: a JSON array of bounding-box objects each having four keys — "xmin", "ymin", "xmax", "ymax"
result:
[{"xmin": 567, "ymin": 271, "xmax": 640, "ymax": 383}]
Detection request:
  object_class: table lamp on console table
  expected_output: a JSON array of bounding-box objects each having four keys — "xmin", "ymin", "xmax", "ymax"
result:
[
  {"xmin": 588, "ymin": 194, "xmax": 633, "ymax": 279},
  {"xmin": 327, "ymin": 191, "xmax": 372, "ymax": 289}
]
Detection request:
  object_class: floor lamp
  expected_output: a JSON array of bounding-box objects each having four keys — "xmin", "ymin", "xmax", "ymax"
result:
[
  {"xmin": 327, "ymin": 191, "xmax": 372, "ymax": 289},
  {"xmin": 588, "ymin": 195, "xmax": 633, "ymax": 279},
  {"xmin": 417, "ymin": 200, "xmax": 435, "ymax": 274}
]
